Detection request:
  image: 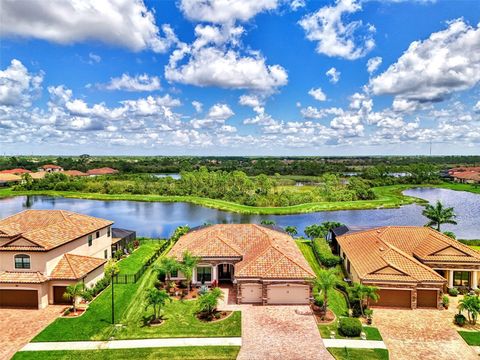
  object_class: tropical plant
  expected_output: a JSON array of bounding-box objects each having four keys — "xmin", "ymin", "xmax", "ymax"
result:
[
  {"xmin": 348, "ymin": 283, "xmax": 368, "ymax": 317},
  {"xmin": 284, "ymin": 225, "xmax": 298, "ymax": 237},
  {"xmin": 364, "ymin": 285, "xmax": 380, "ymax": 309},
  {"xmin": 155, "ymin": 257, "xmax": 180, "ymax": 282},
  {"xmin": 181, "ymin": 250, "xmax": 200, "ymax": 292},
  {"xmin": 443, "ymin": 231, "xmax": 456, "ymax": 239},
  {"xmin": 260, "ymin": 219, "xmax": 276, "ymax": 225},
  {"xmin": 104, "ymin": 259, "xmax": 120, "ymax": 280},
  {"xmin": 145, "ymin": 288, "xmax": 171, "ymax": 323},
  {"xmin": 196, "ymin": 287, "xmax": 224, "ymax": 320},
  {"xmin": 454, "ymin": 313, "xmax": 467, "ymax": 327},
  {"xmin": 63, "ymin": 282, "xmax": 84, "ymax": 314},
  {"xmin": 458, "ymin": 295, "xmax": 480, "ymax": 325},
  {"xmin": 170, "ymin": 225, "xmax": 190, "ymax": 243},
  {"xmin": 442, "ymin": 295, "xmax": 450, "ymax": 308},
  {"xmin": 422, "ymin": 200, "xmax": 457, "ymax": 232},
  {"xmin": 310, "ymin": 268, "xmax": 338, "ymax": 314},
  {"xmin": 305, "ymin": 224, "xmax": 323, "ymax": 240}
]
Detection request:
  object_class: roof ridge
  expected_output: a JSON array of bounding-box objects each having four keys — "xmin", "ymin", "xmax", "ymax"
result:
[
  {"xmin": 273, "ymin": 240, "xmax": 316, "ymax": 276},
  {"xmin": 64, "ymin": 254, "xmax": 80, "ymax": 278},
  {"xmin": 424, "ymin": 228, "xmax": 480, "ymax": 259},
  {"xmin": 215, "ymin": 234, "xmax": 243, "ymax": 256}
]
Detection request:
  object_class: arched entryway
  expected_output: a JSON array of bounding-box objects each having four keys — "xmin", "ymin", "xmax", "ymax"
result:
[{"xmin": 217, "ymin": 263, "xmax": 234, "ymax": 283}]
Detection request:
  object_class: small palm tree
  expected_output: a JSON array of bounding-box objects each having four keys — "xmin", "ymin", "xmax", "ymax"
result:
[
  {"xmin": 348, "ymin": 283, "xmax": 368, "ymax": 316},
  {"xmin": 63, "ymin": 282, "xmax": 84, "ymax": 314},
  {"xmin": 145, "ymin": 288, "xmax": 171, "ymax": 323},
  {"xmin": 364, "ymin": 285, "xmax": 379, "ymax": 309},
  {"xmin": 422, "ymin": 200, "xmax": 457, "ymax": 232},
  {"xmin": 310, "ymin": 268, "xmax": 338, "ymax": 313},
  {"xmin": 155, "ymin": 257, "xmax": 180, "ymax": 282},
  {"xmin": 196, "ymin": 287, "xmax": 224, "ymax": 320},
  {"xmin": 182, "ymin": 251, "xmax": 200, "ymax": 293},
  {"xmin": 458, "ymin": 295, "xmax": 480, "ymax": 325},
  {"xmin": 284, "ymin": 225, "xmax": 298, "ymax": 237}
]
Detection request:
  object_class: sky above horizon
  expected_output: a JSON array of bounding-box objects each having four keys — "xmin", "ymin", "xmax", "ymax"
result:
[{"xmin": 0, "ymin": 0, "xmax": 479, "ymax": 156}]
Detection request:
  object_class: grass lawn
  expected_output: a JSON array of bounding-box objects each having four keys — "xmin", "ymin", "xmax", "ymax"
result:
[
  {"xmin": 295, "ymin": 240, "xmax": 349, "ymax": 317},
  {"xmin": 13, "ymin": 347, "xmax": 240, "ymax": 360},
  {"xmin": 468, "ymin": 245, "xmax": 480, "ymax": 252},
  {"xmin": 318, "ymin": 323, "xmax": 382, "ymax": 340},
  {"xmin": 328, "ymin": 348, "xmax": 389, "ymax": 360},
  {"xmin": 459, "ymin": 331, "xmax": 480, "ymax": 346},
  {"xmin": 118, "ymin": 240, "xmax": 164, "ymax": 274}
]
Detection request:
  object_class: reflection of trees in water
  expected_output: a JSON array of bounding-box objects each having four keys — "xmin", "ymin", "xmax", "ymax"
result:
[{"xmin": 22, "ymin": 196, "xmax": 33, "ymax": 208}]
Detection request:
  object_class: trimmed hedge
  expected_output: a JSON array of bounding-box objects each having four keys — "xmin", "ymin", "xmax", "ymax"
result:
[
  {"xmin": 312, "ymin": 238, "xmax": 340, "ymax": 268},
  {"xmin": 339, "ymin": 317, "xmax": 362, "ymax": 337}
]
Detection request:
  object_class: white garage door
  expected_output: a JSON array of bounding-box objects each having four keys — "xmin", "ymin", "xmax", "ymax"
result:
[
  {"xmin": 267, "ymin": 284, "xmax": 309, "ymax": 305},
  {"xmin": 240, "ymin": 283, "xmax": 262, "ymax": 303}
]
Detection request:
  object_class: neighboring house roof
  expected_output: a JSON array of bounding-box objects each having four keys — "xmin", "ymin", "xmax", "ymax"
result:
[
  {"xmin": 63, "ymin": 170, "xmax": 88, "ymax": 177},
  {"xmin": 169, "ymin": 224, "xmax": 315, "ymax": 279},
  {"xmin": 87, "ymin": 167, "xmax": 118, "ymax": 175},
  {"xmin": 50, "ymin": 253, "xmax": 106, "ymax": 280},
  {"xmin": 337, "ymin": 226, "xmax": 480, "ymax": 284},
  {"xmin": 0, "ymin": 174, "xmax": 21, "ymax": 182},
  {"xmin": 0, "ymin": 168, "xmax": 31, "ymax": 174},
  {"xmin": 40, "ymin": 164, "xmax": 63, "ymax": 169},
  {"xmin": 0, "ymin": 210, "xmax": 113, "ymax": 251},
  {"xmin": 112, "ymin": 228, "xmax": 136, "ymax": 245},
  {"xmin": 452, "ymin": 171, "xmax": 480, "ymax": 182},
  {"xmin": 29, "ymin": 172, "xmax": 46, "ymax": 179},
  {"xmin": 0, "ymin": 271, "xmax": 48, "ymax": 283}
]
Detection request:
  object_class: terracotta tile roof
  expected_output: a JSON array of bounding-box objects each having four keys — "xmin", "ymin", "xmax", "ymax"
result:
[
  {"xmin": 0, "ymin": 210, "xmax": 113, "ymax": 251},
  {"xmin": 169, "ymin": 224, "xmax": 315, "ymax": 280},
  {"xmin": 29, "ymin": 172, "xmax": 46, "ymax": 179},
  {"xmin": 0, "ymin": 174, "xmax": 21, "ymax": 182},
  {"xmin": 452, "ymin": 171, "xmax": 480, "ymax": 181},
  {"xmin": 0, "ymin": 168, "xmax": 31, "ymax": 174},
  {"xmin": 0, "ymin": 271, "xmax": 48, "ymax": 283},
  {"xmin": 63, "ymin": 170, "xmax": 88, "ymax": 177},
  {"xmin": 87, "ymin": 167, "xmax": 118, "ymax": 175},
  {"xmin": 50, "ymin": 254, "xmax": 106, "ymax": 280}
]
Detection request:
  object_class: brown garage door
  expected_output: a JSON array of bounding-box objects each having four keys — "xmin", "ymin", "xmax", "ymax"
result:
[
  {"xmin": 53, "ymin": 286, "xmax": 70, "ymax": 305},
  {"xmin": 0, "ymin": 289, "xmax": 38, "ymax": 308},
  {"xmin": 417, "ymin": 289, "xmax": 438, "ymax": 308},
  {"xmin": 373, "ymin": 289, "xmax": 411, "ymax": 308}
]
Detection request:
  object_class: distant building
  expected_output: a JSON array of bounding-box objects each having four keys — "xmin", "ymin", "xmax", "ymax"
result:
[
  {"xmin": 87, "ymin": 167, "xmax": 119, "ymax": 176},
  {"xmin": 38, "ymin": 164, "xmax": 64, "ymax": 173},
  {"xmin": 63, "ymin": 170, "xmax": 88, "ymax": 177},
  {"xmin": 0, "ymin": 174, "xmax": 22, "ymax": 187},
  {"xmin": 448, "ymin": 166, "xmax": 480, "ymax": 184},
  {"xmin": 0, "ymin": 168, "xmax": 31, "ymax": 175}
]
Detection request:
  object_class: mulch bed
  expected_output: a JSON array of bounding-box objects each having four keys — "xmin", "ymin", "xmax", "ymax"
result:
[
  {"xmin": 61, "ymin": 307, "xmax": 86, "ymax": 318},
  {"xmin": 313, "ymin": 309, "xmax": 336, "ymax": 324},
  {"xmin": 196, "ymin": 311, "xmax": 232, "ymax": 323}
]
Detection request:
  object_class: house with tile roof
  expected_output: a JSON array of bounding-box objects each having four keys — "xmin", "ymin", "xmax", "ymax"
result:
[
  {"xmin": 331, "ymin": 226, "xmax": 480, "ymax": 309},
  {"xmin": 168, "ymin": 224, "xmax": 315, "ymax": 305},
  {"xmin": 37, "ymin": 164, "xmax": 64, "ymax": 172},
  {"xmin": 0, "ymin": 210, "xmax": 114, "ymax": 309}
]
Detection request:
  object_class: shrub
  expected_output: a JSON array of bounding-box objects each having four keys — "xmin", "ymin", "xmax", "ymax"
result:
[
  {"xmin": 63, "ymin": 309, "xmax": 71, "ymax": 316},
  {"xmin": 455, "ymin": 313, "xmax": 467, "ymax": 327},
  {"xmin": 351, "ymin": 301, "xmax": 362, "ymax": 318},
  {"xmin": 312, "ymin": 238, "xmax": 340, "ymax": 268},
  {"xmin": 82, "ymin": 289, "xmax": 93, "ymax": 302},
  {"xmin": 449, "ymin": 288, "xmax": 459, "ymax": 297},
  {"xmin": 442, "ymin": 295, "xmax": 450, "ymax": 307},
  {"xmin": 338, "ymin": 317, "xmax": 362, "ymax": 337},
  {"xmin": 313, "ymin": 295, "xmax": 324, "ymax": 308}
]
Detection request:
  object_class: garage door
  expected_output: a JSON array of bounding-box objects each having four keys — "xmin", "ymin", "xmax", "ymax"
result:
[
  {"xmin": 373, "ymin": 289, "xmax": 411, "ymax": 308},
  {"xmin": 267, "ymin": 284, "xmax": 309, "ymax": 305},
  {"xmin": 417, "ymin": 289, "xmax": 438, "ymax": 308},
  {"xmin": 53, "ymin": 286, "xmax": 70, "ymax": 305},
  {"xmin": 240, "ymin": 283, "xmax": 262, "ymax": 303},
  {"xmin": 0, "ymin": 289, "xmax": 38, "ymax": 309}
]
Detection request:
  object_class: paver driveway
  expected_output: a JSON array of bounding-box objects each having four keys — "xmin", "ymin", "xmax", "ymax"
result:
[
  {"xmin": 0, "ymin": 306, "xmax": 64, "ymax": 360},
  {"xmin": 375, "ymin": 308, "xmax": 477, "ymax": 360},
  {"xmin": 236, "ymin": 306, "xmax": 333, "ymax": 360}
]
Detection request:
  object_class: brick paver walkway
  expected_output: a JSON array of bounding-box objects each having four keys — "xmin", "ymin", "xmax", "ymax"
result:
[
  {"xmin": 0, "ymin": 306, "xmax": 64, "ymax": 360},
  {"xmin": 374, "ymin": 308, "xmax": 477, "ymax": 360}
]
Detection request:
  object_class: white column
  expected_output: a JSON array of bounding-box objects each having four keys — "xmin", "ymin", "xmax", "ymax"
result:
[
  {"xmin": 472, "ymin": 271, "xmax": 478, "ymax": 289},
  {"xmin": 212, "ymin": 265, "xmax": 218, "ymax": 282},
  {"xmin": 192, "ymin": 267, "xmax": 197, "ymax": 285},
  {"xmin": 448, "ymin": 270, "xmax": 454, "ymax": 288}
]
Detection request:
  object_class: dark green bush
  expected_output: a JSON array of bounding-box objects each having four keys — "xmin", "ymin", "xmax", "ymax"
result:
[
  {"xmin": 313, "ymin": 295, "xmax": 324, "ymax": 307},
  {"xmin": 455, "ymin": 313, "xmax": 466, "ymax": 327},
  {"xmin": 339, "ymin": 317, "xmax": 362, "ymax": 337},
  {"xmin": 449, "ymin": 288, "xmax": 459, "ymax": 297},
  {"xmin": 312, "ymin": 238, "xmax": 340, "ymax": 267}
]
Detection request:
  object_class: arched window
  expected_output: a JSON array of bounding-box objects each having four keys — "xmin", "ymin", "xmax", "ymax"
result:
[{"xmin": 14, "ymin": 254, "xmax": 31, "ymax": 269}]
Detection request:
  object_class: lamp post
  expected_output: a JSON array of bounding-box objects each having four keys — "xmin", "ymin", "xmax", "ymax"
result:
[
  {"xmin": 106, "ymin": 259, "xmax": 119, "ymax": 325},
  {"xmin": 111, "ymin": 270, "xmax": 115, "ymax": 324}
]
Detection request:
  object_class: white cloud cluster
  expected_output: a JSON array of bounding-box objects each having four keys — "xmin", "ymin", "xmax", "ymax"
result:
[
  {"xmin": 0, "ymin": 0, "xmax": 176, "ymax": 53},
  {"xmin": 207, "ymin": 103, "xmax": 235, "ymax": 119},
  {"xmin": 0, "ymin": 59, "xmax": 43, "ymax": 107},
  {"xmin": 103, "ymin": 74, "xmax": 161, "ymax": 92},
  {"xmin": 366, "ymin": 56, "xmax": 382, "ymax": 74},
  {"xmin": 370, "ymin": 19, "xmax": 480, "ymax": 107},
  {"xmin": 326, "ymin": 67, "xmax": 341, "ymax": 83},
  {"xmin": 308, "ymin": 88, "xmax": 327, "ymax": 101},
  {"xmin": 299, "ymin": 0, "xmax": 375, "ymax": 60},
  {"xmin": 192, "ymin": 100, "xmax": 203, "ymax": 113}
]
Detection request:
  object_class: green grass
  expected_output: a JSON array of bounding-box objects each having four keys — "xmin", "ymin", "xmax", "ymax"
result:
[
  {"xmin": 328, "ymin": 348, "xmax": 389, "ymax": 360},
  {"xmin": 459, "ymin": 331, "xmax": 480, "ymax": 346},
  {"xmin": 295, "ymin": 240, "xmax": 349, "ymax": 317},
  {"xmin": 117, "ymin": 240, "xmax": 163, "ymax": 274},
  {"xmin": 318, "ymin": 323, "xmax": 382, "ymax": 340},
  {"xmin": 13, "ymin": 347, "xmax": 240, "ymax": 360}
]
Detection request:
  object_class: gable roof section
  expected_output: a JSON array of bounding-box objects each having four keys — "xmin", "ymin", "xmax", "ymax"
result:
[
  {"xmin": 169, "ymin": 224, "xmax": 315, "ymax": 280},
  {"xmin": 0, "ymin": 210, "xmax": 113, "ymax": 251},
  {"xmin": 0, "ymin": 271, "xmax": 48, "ymax": 283},
  {"xmin": 50, "ymin": 254, "xmax": 106, "ymax": 280}
]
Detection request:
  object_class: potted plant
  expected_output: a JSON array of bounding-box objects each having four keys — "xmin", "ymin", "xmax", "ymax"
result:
[
  {"xmin": 365, "ymin": 309, "xmax": 373, "ymax": 325},
  {"xmin": 454, "ymin": 313, "xmax": 467, "ymax": 327},
  {"xmin": 442, "ymin": 295, "xmax": 450, "ymax": 309},
  {"xmin": 448, "ymin": 288, "xmax": 459, "ymax": 297}
]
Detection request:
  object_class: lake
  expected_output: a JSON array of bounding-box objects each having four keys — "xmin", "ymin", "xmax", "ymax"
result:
[{"xmin": 0, "ymin": 188, "xmax": 478, "ymax": 239}]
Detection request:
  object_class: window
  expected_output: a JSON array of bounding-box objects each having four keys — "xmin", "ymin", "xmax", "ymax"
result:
[
  {"xmin": 88, "ymin": 234, "xmax": 93, "ymax": 246},
  {"xmin": 453, "ymin": 271, "xmax": 470, "ymax": 287},
  {"xmin": 196, "ymin": 266, "xmax": 212, "ymax": 283},
  {"xmin": 96, "ymin": 231, "xmax": 100, "ymax": 238},
  {"xmin": 171, "ymin": 269, "xmax": 178, "ymax": 278},
  {"xmin": 14, "ymin": 254, "xmax": 31, "ymax": 269},
  {"xmin": 107, "ymin": 227, "xmax": 111, "ymax": 237},
  {"xmin": 104, "ymin": 249, "xmax": 108, "ymax": 259}
]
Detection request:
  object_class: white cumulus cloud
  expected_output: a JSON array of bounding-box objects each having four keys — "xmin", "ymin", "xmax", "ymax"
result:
[
  {"xmin": 309, "ymin": 87, "xmax": 327, "ymax": 101},
  {"xmin": 207, "ymin": 103, "xmax": 235, "ymax": 120},
  {"xmin": 366, "ymin": 56, "xmax": 382, "ymax": 73},
  {"xmin": 326, "ymin": 67, "xmax": 341, "ymax": 83},
  {"xmin": 0, "ymin": 59, "xmax": 43, "ymax": 107},
  {"xmin": 103, "ymin": 74, "xmax": 161, "ymax": 92}
]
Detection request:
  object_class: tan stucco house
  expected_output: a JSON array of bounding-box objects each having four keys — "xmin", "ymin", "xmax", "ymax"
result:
[
  {"xmin": 331, "ymin": 226, "xmax": 480, "ymax": 309},
  {"xmin": 168, "ymin": 224, "xmax": 315, "ymax": 305},
  {"xmin": 0, "ymin": 210, "xmax": 113, "ymax": 309}
]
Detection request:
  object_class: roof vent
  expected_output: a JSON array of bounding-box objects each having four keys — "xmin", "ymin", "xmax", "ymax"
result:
[
  {"xmin": 379, "ymin": 247, "xmax": 385, "ymax": 251},
  {"xmin": 376, "ymin": 230, "xmax": 381, "ymax": 233}
]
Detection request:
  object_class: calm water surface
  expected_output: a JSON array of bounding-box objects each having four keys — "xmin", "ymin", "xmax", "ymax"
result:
[{"xmin": 0, "ymin": 188, "xmax": 478, "ymax": 239}]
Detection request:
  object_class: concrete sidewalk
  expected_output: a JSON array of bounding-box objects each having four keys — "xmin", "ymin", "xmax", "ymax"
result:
[
  {"xmin": 21, "ymin": 337, "xmax": 242, "ymax": 352},
  {"xmin": 322, "ymin": 339, "xmax": 387, "ymax": 349}
]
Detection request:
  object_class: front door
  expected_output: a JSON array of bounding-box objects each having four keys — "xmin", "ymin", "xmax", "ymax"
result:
[{"xmin": 218, "ymin": 264, "xmax": 233, "ymax": 281}]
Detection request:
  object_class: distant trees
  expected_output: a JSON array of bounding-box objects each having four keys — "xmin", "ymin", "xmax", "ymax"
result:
[
  {"xmin": 422, "ymin": 200, "xmax": 457, "ymax": 232},
  {"xmin": 284, "ymin": 226, "xmax": 298, "ymax": 237}
]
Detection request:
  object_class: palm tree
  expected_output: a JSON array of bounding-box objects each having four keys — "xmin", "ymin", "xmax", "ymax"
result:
[
  {"xmin": 348, "ymin": 283, "xmax": 368, "ymax": 316},
  {"xmin": 284, "ymin": 225, "xmax": 298, "ymax": 237},
  {"xmin": 155, "ymin": 257, "xmax": 180, "ymax": 282},
  {"xmin": 196, "ymin": 287, "xmax": 224, "ymax": 320},
  {"xmin": 458, "ymin": 295, "xmax": 480, "ymax": 325},
  {"xmin": 145, "ymin": 288, "xmax": 171, "ymax": 323},
  {"xmin": 305, "ymin": 224, "xmax": 322, "ymax": 240},
  {"xmin": 422, "ymin": 200, "xmax": 457, "ymax": 232},
  {"xmin": 364, "ymin": 285, "xmax": 379, "ymax": 309},
  {"xmin": 310, "ymin": 268, "xmax": 338, "ymax": 313},
  {"xmin": 63, "ymin": 282, "xmax": 84, "ymax": 314},
  {"xmin": 182, "ymin": 251, "xmax": 200, "ymax": 292}
]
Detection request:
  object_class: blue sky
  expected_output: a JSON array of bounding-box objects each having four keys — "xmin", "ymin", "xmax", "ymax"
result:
[{"xmin": 0, "ymin": 0, "xmax": 479, "ymax": 156}]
